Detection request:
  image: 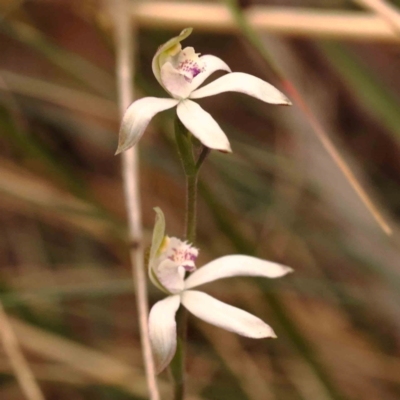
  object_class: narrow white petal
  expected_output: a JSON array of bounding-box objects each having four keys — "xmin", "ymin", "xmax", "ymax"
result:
[
  {"xmin": 190, "ymin": 72, "xmax": 291, "ymax": 105},
  {"xmin": 149, "ymin": 295, "xmax": 181, "ymax": 374},
  {"xmin": 177, "ymin": 100, "xmax": 231, "ymax": 152},
  {"xmin": 181, "ymin": 291, "xmax": 276, "ymax": 338},
  {"xmin": 185, "ymin": 255, "xmax": 293, "ymax": 289},
  {"xmin": 116, "ymin": 97, "xmax": 178, "ymax": 154},
  {"xmin": 188, "ymin": 55, "xmax": 231, "ymax": 93}
]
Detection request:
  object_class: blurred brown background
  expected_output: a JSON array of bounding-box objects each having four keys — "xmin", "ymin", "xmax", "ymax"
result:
[{"xmin": 0, "ymin": 0, "xmax": 399, "ymax": 399}]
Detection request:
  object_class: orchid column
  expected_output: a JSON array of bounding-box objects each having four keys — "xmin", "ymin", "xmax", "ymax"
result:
[{"xmin": 117, "ymin": 28, "xmax": 292, "ymax": 400}]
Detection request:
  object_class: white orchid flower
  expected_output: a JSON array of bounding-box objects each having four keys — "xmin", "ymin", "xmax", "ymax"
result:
[
  {"xmin": 148, "ymin": 208, "xmax": 293, "ymax": 373},
  {"xmin": 116, "ymin": 28, "xmax": 291, "ymax": 155}
]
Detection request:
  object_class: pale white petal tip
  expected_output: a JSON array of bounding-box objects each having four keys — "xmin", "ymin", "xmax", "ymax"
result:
[
  {"xmin": 253, "ymin": 324, "xmax": 277, "ymax": 339},
  {"xmin": 254, "ymin": 323, "xmax": 277, "ymax": 339},
  {"xmin": 115, "ymin": 142, "xmax": 130, "ymax": 155},
  {"xmin": 283, "ymin": 266, "xmax": 294, "ymax": 275},
  {"xmin": 272, "ymin": 92, "xmax": 291, "ymax": 106},
  {"xmin": 155, "ymin": 356, "xmax": 173, "ymax": 375},
  {"xmin": 115, "ymin": 128, "xmax": 131, "ymax": 155},
  {"xmin": 177, "ymin": 100, "xmax": 232, "ymax": 153},
  {"xmin": 219, "ymin": 143, "xmax": 232, "ymax": 154},
  {"xmin": 281, "ymin": 96, "xmax": 292, "ymax": 106},
  {"xmin": 151, "ymin": 336, "xmax": 177, "ymax": 375}
]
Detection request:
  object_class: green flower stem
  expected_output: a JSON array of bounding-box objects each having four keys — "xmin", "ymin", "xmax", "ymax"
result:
[
  {"xmin": 170, "ymin": 309, "xmax": 188, "ymax": 400},
  {"xmin": 174, "ymin": 116, "xmax": 196, "ymax": 178},
  {"xmin": 174, "ymin": 116, "xmax": 200, "ymax": 244},
  {"xmin": 185, "ymin": 173, "xmax": 198, "ymax": 243},
  {"xmin": 171, "ymin": 115, "xmax": 206, "ymax": 400}
]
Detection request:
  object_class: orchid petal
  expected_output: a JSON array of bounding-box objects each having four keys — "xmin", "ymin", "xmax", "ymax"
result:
[
  {"xmin": 184, "ymin": 255, "xmax": 293, "ymax": 290},
  {"xmin": 116, "ymin": 97, "xmax": 178, "ymax": 154},
  {"xmin": 190, "ymin": 72, "xmax": 291, "ymax": 105},
  {"xmin": 149, "ymin": 295, "xmax": 181, "ymax": 373},
  {"xmin": 177, "ymin": 100, "xmax": 232, "ymax": 152},
  {"xmin": 188, "ymin": 55, "xmax": 231, "ymax": 93},
  {"xmin": 154, "ymin": 259, "xmax": 185, "ymax": 294},
  {"xmin": 152, "ymin": 28, "xmax": 193, "ymax": 89},
  {"xmin": 181, "ymin": 291, "xmax": 276, "ymax": 338},
  {"xmin": 161, "ymin": 62, "xmax": 193, "ymax": 99},
  {"xmin": 160, "ymin": 46, "xmax": 208, "ymax": 99}
]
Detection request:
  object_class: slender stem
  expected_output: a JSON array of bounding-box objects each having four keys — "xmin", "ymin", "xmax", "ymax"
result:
[
  {"xmin": 172, "ymin": 171, "xmax": 197, "ymax": 400},
  {"xmin": 111, "ymin": 1, "xmax": 160, "ymax": 399},
  {"xmin": 185, "ymin": 173, "xmax": 198, "ymax": 243},
  {"xmin": 171, "ymin": 115, "xmax": 204, "ymax": 400},
  {"xmin": 171, "ymin": 308, "xmax": 188, "ymax": 400},
  {"xmin": 173, "ymin": 114, "xmax": 199, "ymax": 244}
]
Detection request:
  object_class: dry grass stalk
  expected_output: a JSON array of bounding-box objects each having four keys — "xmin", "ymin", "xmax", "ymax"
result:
[
  {"xmin": 110, "ymin": 0, "xmax": 160, "ymax": 398},
  {"xmin": 354, "ymin": 0, "xmax": 400, "ymax": 33},
  {"xmin": 0, "ymin": 70, "xmax": 118, "ymax": 121},
  {"xmin": 0, "ymin": 302, "xmax": 45, "ymax": 400},
  {"xmin": 280, "ymin": 359, "xmax": 333, "ymax": 400},
  {"xmin": 250, "ymin": 34, "xmax": 392, "ymax": 236},
  {"xmin": 301, "ymin": 100, "xmax": 392, "ymax": 236},
  {"xmin": 131, "ymin": 3, "xmax": 400, "ymax": 42},
  {"xmin": 0, "ymin": 160, "xmax": 113, "ymax": 241},
  {"xmin": 9, "ymin": 316, "xmax": 154, "ymax": 396},
  {"xmin": 0, "ymin": 360, "xmax": 87, "ymax": 386}
]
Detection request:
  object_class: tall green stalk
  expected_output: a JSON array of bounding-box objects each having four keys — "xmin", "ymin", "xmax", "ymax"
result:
[{"xmin": 170, "ymin": 115, "xmax": 206, "ymax": 400}]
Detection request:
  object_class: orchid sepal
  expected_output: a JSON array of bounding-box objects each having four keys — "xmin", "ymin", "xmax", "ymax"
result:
[
  {"xmin": 181, "ymin": 290, "xmax": 277, "ymax": 338},
  {"xmin": 148, "ymin": 295, "xmax": 181, "ymax": 374},
  {"xmin": 116, "ymin": 97, "xmax": 178, "ymax": 155},
  {"xmin": 190, "ymin": 72, "xmax": 292, "ymax": 105}
]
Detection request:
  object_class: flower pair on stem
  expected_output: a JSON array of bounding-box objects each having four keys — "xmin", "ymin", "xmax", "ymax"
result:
[{"xmin": 117, "ymin": 28, "xmax": 292, "ymax": 398}]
